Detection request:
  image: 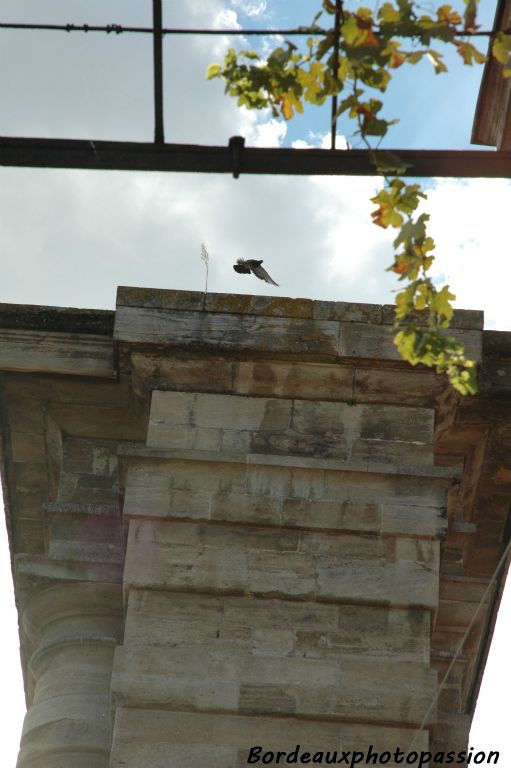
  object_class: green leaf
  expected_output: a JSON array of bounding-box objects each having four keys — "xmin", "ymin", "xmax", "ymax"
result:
[
  {"xmin": 431, "ymin": 284, "xmax": 456, "ymax": 323},
  {"xmin": 341, "ymin": 16, "xmax": 367, "ymax": 47},
  {"xmin": 363, "ymin": 116, "xmax": 393, "ymax": 136},
  {"xmin": 493, "ymin": 32, "xmax": 511, "ymax": 77},
  {"xmin": 378, "ymin": 2, "xmax": 401, "ymax": 24},
  {"xmin": 336, "ymin": 93, "xmax": 363, "ymax": 117},
  {"xmin": 297, "ymin": 62, "xmax": 328, "ymax": 104},
  {"xmin": 394, "ymin": 181, "xmax": 427, "ymax": 216},
  {"xmin": 394, "ymin": 325, "xmax": 477, "ymax": 393},
  {"xmin": 393, "ymin": 213, "xmax": 429, "ymax": 248},
  {"xmin": 374, "ymin": 150, "xmax": 411, "ymax": 174},
  {"xmin": 322, "ymin": 0, "xmax": 337, "ymax": 14},
  {"xmin": 341, "ymin": 14, "xmax": 380, "ymax": 48},
  {"xmin": 206, "ymin": 63, "xmax": 222, "ymax": 80},
  {"xmin": 371, "ymin": 188, "xmax": 404, "ymax": 228}
]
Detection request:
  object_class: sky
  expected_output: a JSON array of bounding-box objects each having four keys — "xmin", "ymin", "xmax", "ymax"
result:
[{"xmin": 1, "ymin": 0, "xmax": 510, "ymax": 764}]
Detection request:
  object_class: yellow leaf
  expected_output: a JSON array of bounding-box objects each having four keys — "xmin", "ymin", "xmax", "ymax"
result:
[
  {"xmin": 206, "ymin": 63, "xmax": 222, "ymax": 80},
  {"xmin": 455, "ymin": 41, "xmax": 486, "ymax": 66},
  {"xmin": 437, "ymin": 5, "xmax": 461, "ymax": 25},
  {"xmin": 278, "ymin": 92, "xmax": 303, "ymax": 120},
  {"xmin": 493, "ymin": 32, "xmax": 511, "ymax": 77},
  {"xmin": 379, "ymin": 3, "xmax": 401, "ymax": 24}
]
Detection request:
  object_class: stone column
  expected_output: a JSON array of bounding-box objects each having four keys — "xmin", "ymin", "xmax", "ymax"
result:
[{"xmin": 17, "ymin": 582, "xmax": 123, "ymax": 768}]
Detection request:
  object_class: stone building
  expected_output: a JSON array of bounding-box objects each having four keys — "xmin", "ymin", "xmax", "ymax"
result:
[{"xmin": 0, "ymin": 287, "xmax": 509, "ymax": 767}]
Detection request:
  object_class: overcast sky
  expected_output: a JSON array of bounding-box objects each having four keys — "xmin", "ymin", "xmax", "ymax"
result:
[{"xmin": 1, "ymin": 0, "xmax": 510, "ymax": 764}]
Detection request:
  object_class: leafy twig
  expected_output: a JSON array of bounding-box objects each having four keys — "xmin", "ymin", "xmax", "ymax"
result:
[
  {"xmin": 201, "ymin": 242, "xmax": 210, "ymax": 309},
  {"xmin": 206, "ymin": 0, "xmax": 505, "ymax": 393}
]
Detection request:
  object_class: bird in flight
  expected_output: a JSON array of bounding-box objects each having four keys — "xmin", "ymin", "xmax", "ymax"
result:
[{"xmin": 233, "ymin": 259, "xmax": 278, "ymax": 286}]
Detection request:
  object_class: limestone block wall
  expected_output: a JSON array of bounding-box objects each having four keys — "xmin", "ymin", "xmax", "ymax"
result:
[
  {"xmin": 110, "ymin": 388, "xmax": 454, "ymax": 767},
  {"xmin": 1, "ymin": 290, "xmax": 509, "ymax": 768}
]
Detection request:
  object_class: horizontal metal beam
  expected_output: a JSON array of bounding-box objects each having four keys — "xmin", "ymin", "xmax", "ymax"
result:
[{"xmin": 0, "ymin": 136, "xmax": 509, "ymax": 178}]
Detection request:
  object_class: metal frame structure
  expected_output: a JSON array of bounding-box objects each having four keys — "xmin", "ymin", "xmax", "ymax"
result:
[{"xmin": 0, "ymin": 0, "xmax": 509, "ymax": 179}]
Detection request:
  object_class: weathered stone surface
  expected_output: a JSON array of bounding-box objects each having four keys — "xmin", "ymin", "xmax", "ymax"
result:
[
  {"xmin": 204, "ymin": 293, "xmax": 315, "ymax": 319},
  {"xmin": 381, "ymin": 303, "xmax": 484, "ymax": 330},
  {"xmin": 45, "ymin": 505, "xmax": 124, "ymax": 564},
  {"xmin": 133, "ymin": 354, "xmax": 445, "ymax": 406},
  {"xmin": 117, "ymin": 287, "xmax": 481, "ymax": 329},
  {"xmin": 115, "ymin": 306, "xmax": 340, "ymax": 358},
  {"xmin": 122, "ymin": 591, "xmax": 430, "ymax": 661},
  {"xmin": 235, "ymin": 360, "xmax": 355, "ymax": 400},
  {"xmin": 1, "ymin": 287, "xmax": 508, "ymax": 768},
  {"xmin": 16, "ymin": 583, "xmax": 122, "ymax": 768},
  {"xmin": 130, "ymin": 352, "xmax": 236, "ymax": 397},
  {"xmin": 116, "ymin": 294, "xmax": 483, "ymax": 364},
  {"xmin": 15, "ymin": 555, "xmax": 123, "ymax": 608},
  {"xmin": 339, "ymin": 323, "xmax": 482, "ymax": 363},
  {"xmin": 110, "ymin": 708, "xmax": 429, "ymax": 768},
  {"xmin": 122, "ymin": 454, "xmax": 450, "ymax": 540},
  {"xmin": 48, "ymin": 402, "xmax": 146, "ymax": 441},
  {"xmin": 146, "ymin": 390, "xmax": 434, "ymax": 463},
  {"xmin": 0, "ymin": 328, "xmax": 114, "ymax": 377},
  {"xmin": 382, "ymin": 502, "xmax": 447, "ymax": 538},
  {"xmin": 430, "ymin": 711, "xmax": 471, "ymax": 754},
  {"xmin": 354, "ymin": 366, "xmax": 445, "ymax": 405},
  {"xmin": 117, "ymin": 286, "xmax": 316, "ymax": 318},
  {"xmin": 313, "ymin": 300, "xmax": 383, "ymax": 323},
  {"xmin": 0, "ymin": 302, "xmax": 114, "ymax": 334},
  {"xmin": 123, "ymin": 519, "xmax": 439, "ymax": 608},
  {"xmin": 112, "ymin": 644, "xmax": 435, "ymax": 724}
]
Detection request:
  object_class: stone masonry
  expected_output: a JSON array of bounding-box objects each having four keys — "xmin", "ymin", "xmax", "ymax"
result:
[{"xmin": 1, "ymin": 288, "xmax": 510, "ymax": 767}]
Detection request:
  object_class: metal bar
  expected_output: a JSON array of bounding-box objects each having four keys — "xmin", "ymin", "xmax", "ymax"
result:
[
  {"xmin": 330, "ymin": 0, "xmax": 343, "ymax": 150},
  {"xmin": 0, "ymin": 137, "xmax": 509, "ymax": 178},
  {"xmin": 0, "ymin": 22, "xmax": 328, "ymax": 36},
  {"xmin": 0, "ymin": 22, "xmax": 497, "ymax": 37},
  {"xmin": 153, "ymin": 0, "xmax": 164, "ymax": 143}
]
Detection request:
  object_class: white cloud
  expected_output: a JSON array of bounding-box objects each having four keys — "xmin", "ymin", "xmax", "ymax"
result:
[
  {"xmin": 247, "ymin": 116, "xmax": 287, "ymax": 146},
  {"xmin": 470, "ymin": 575, "xmax": 511, "ymax": 754},
  {"xmin": 213, "ymin": 8, "xmax": 241, "ymax": 30},
  {"xmin": 0, "ymin": 4, "xmax": 507, "ymax": 328},
  {"xmin": 292, "ymin": 132, "xmax": 349, "ymax": 150},
  {"xmin": 260, "ymin": 34, "xmax": 285, "ymax": 58},
  {"xmin": 0, "ymin": 160, "xmax": 400, "ymax": 312},
  {"xmin": 231, "ymin": 0, "xmax": 268, "ymax": 18},
  {"xmin": 420, "ymin": 178, "xmax": 511, "ymax": 329}
]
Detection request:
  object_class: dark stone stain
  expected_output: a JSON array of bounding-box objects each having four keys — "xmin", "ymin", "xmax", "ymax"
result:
[{"xmin": 0, "ymin": 303, "xmax": 114, "ymax": 335}]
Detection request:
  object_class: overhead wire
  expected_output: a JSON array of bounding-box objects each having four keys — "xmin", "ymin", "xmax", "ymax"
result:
[
  {"xmin": 0, "ymin": 21, "xmax": 498, "ymax": 37},
  {"xmin": 0, "ymin": 23, "xmax": 323, "ymax": 35}
]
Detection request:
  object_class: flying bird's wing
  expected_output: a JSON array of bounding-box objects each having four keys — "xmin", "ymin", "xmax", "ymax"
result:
[
  {"xmin": 251, "ymin": 262, "xmax": 278, "ymax": 286},
  {"xmin": 233, "ymin": 258, "xmax": 251, "ymax": 274},
  {"xmin": 233, "ymin": 258, "xmax": 279, "ymax": 285}
]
